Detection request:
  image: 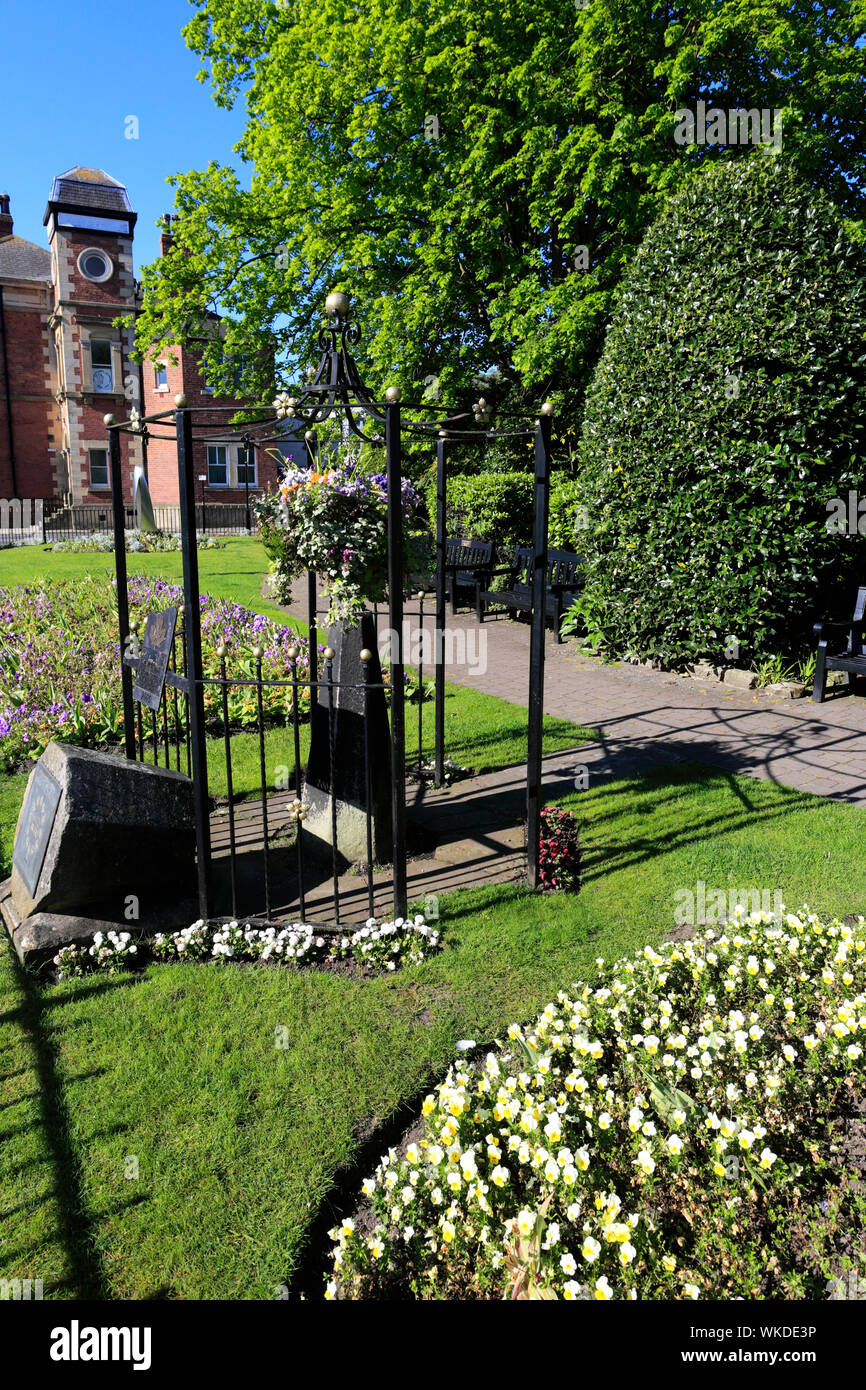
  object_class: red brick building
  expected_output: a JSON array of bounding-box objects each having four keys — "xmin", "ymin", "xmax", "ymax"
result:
[{"xmin": 0, "ymin": 167, "xmax": 296, "ymax": 510}]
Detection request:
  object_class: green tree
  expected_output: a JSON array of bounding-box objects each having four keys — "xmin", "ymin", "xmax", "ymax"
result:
[
  {"xmin": 575, "ymin": 155, "xmax": 866, "ymax": 666},
  {"xmin": 131, "ymin": 0, "xmax": 865, "ymax": 428}
]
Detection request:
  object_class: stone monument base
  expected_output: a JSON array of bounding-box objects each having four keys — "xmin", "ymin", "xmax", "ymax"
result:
[
  {"xmin": 303, "ymin": 612, "xmax": 394, "ymax": 866},
  {"xmin": 2, "ymin": 740, "xmax": 197, "ymax": 968},
  {"xmin": 0, "ymin": 881, "xmax": 197, "ymax": 970}
]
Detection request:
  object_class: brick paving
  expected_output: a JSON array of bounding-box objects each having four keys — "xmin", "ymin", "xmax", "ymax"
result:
[
  {"xmin": 208, "ymin": 751, "xmax": 586, "ymax": 925},
  {"xmin": 283, "ymin": 575, "xmax": 866, "ymax": 805}
]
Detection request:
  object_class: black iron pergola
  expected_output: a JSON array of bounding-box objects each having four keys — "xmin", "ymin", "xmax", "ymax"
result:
[{"xmin": 104, "ymin": 291, "xmax": 555, "ymax": 921}]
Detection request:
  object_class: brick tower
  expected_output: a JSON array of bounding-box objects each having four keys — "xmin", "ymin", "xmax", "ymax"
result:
[{"xmin": 44, "ymin": 167, "xmax": 142, "ymax": 502}]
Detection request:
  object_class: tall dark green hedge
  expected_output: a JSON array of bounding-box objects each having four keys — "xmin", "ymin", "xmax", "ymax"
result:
[{"xmin": 577, "ymin": 156, "xmax": 866, "ymax": 666}]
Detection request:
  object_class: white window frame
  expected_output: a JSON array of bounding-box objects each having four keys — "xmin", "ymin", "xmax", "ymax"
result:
[
  {"xmin": 236, "ymin": 446, "xmax": 256, "ymax": 488},
  {"xmin": 89, "ymin": 447, "xmax": 110, "ymax": 489},
  {"xmin": 77, "ymin": 247, "xmax": 113, "ymax": 283},
  {"xmin": 207, "ymin": 445, "xmax": 229, "ymax": 487}
]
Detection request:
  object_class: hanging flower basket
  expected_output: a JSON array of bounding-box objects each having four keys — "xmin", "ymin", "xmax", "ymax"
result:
[{"xmin": 254, "ymin": 466, "xmax": 420, "ymax": 626}]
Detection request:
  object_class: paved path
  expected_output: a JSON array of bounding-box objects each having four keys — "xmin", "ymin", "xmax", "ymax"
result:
[{"xmin": 282, "ymin": 576, "xmax": 866, "ymax": 805}]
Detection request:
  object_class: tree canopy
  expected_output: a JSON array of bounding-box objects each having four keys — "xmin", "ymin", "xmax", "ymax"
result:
[{"xmin": 131, "ymin": 0, "xmax": 866, "ymax": 423}]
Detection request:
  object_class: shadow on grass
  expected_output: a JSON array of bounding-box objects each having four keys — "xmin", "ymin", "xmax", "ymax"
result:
[
  {"xmin": 574, "ymin": 763, "xmax": 826, "ymax": 886},
  {"xmin": 7, "ymin": 955, "xmax": 140, "ymax": 1298}
]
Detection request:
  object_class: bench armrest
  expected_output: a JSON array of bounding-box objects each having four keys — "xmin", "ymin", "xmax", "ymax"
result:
[{"xmin": 814, "ymin": 618, "xmax": 864, "ymax": 640}]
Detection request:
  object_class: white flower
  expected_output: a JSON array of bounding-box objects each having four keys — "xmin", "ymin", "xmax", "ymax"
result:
[{"xmin": 516, "ymin": 1210, "xmax": 536, "ymax": 1238}]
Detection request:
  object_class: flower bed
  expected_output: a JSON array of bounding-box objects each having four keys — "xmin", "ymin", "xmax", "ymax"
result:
[
  {"xmin": 46, "ymin": 531, "xmax": 225, "ymax": 554},
  {"xmin": 52, "ymin": 914, "xmax": 441, "ymax": 979},
  {"xmin": 0, "ymin": 575, "xmax": 313, "ymax": 771},
  {"xmin": 538, "ymin": 806, "xmax": 581, "ymax": 892},
  {"xmin": 325, "ymin": 908, "xmax": 866, "ymax": 1300}
]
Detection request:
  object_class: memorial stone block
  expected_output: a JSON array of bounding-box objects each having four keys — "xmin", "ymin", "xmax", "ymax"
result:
[
  {"xmin": 0, "ymin": 740, "xmax": 196, "ymax": 966},
  {"xmin": 303, "ymin": 612, "xmax": 393, "ymax": 864}
]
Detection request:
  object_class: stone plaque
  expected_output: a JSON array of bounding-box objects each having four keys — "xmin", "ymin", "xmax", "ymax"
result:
[
  {"xmin": 12, "ymin": 762, "xmax": 62, "ymax": 897},
  {"xmin": 133, "ymin": 606, "xmax": 178, "ymax": 712},
  {"xmin": 2, "ymin": 741, "xmax": 197, "ymax": 967}
]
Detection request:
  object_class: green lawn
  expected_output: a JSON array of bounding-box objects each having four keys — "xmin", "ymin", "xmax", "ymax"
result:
[
  {"xmin": 0, "ymin": 537, "xmax": 289, "ymax": 621},
  {"xmin": 1, "ymin": 760, "xmax": 863, "ymax": 1299}
]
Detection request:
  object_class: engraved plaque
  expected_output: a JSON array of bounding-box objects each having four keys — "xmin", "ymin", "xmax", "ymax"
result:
[
  {"xmin": 133, "ymin": 606, "xmax": 178, "ymax": 712},
  {"xmin": 12, "ymin": 762, "xmax": 62, "ymax": 897}
]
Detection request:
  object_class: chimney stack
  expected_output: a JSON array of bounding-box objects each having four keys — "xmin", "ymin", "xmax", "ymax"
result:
[
  {"xmin": 159, "ymin": 213, "xmax": 174, "ymax": 257},
  {"xmin": 0, "ymin": 193, "xmax": 12, "ymax": 241}
]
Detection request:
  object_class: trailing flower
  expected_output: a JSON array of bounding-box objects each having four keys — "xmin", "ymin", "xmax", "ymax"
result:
[
  {"xmin": 324, "ymin": 908, "xmax": 866, "ymax": 1301},
  {"xmin": 254, "ymin": 464, "xmax": 420, "ymax": 626}
]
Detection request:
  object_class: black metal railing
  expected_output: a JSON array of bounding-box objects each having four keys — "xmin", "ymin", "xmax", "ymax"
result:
[
  {"xmin": 41, "ymin": 500, "xmax": 259, "ymax": 540},
  {"xmin": 122, "ymin": 615, "xmax": 428, "ymax": 928}
]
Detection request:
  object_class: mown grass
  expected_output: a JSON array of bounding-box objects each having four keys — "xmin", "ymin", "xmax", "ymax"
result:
[
  {"xmin": 0, "ymin": 538, "xmax": 288, "ymax": 621},
  {"xmin": 1, "ymin": 761, "xmax": 863, "ymax": 1299}
]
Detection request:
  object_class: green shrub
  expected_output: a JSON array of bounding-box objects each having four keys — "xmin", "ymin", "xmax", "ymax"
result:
[
  {"xmin": 423, "ymin": 470, "xmax": 534, "ymax": 547},
  {"xmin": 549, "ymin": 479, "xmax": 586, "ymax": 550},
  {"xmin": 576, "ymin": 156, "xmax": 866, "ymax": 666},
  {"xmin": 423, "ymin": 470, "xmax": 586, "ymax": 552}
]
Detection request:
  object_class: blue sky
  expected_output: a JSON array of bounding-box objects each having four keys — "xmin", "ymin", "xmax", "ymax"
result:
[{"xmin": 1, "ymin": 0, "xmax": 247, "ymax": 269}]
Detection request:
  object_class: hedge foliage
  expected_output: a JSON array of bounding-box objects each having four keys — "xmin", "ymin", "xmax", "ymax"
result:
[
  {"xmin": 576, "ymin": 156, "xmax": 866, "ymax": 666},
  {"xmin": 549, "ymin": 480, "xmax": 586, "ymax": 551},
  {"xmin": 424, "ymin": 470, "xmax": 586, "ymax": 550}
]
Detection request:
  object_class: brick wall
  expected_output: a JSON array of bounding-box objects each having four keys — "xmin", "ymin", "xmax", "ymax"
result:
[
  {"xmin": 0, "ymin": 282, "xmax": 58, "ymax": 498},
  {"xmin": 141, "ymin": 345, "xmax": 282, "ymax": 506}
]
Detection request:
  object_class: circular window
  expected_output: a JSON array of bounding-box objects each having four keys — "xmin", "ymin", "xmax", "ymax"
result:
[{"xmin": 78, "ymin": 248, "xmax": 113, "ymax": 283}]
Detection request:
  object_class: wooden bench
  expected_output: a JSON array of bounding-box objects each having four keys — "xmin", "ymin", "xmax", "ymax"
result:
[
  {"xmin": 813, "ymin": 585, "xmax": 866, "ymax": 702},
  {"xmin": 443, "ymin": 537, "xmax": 494, "ymax": 614},
  {"xmin": 475, "ymin": 546, "xmax": 584, "ymax": 643}
]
